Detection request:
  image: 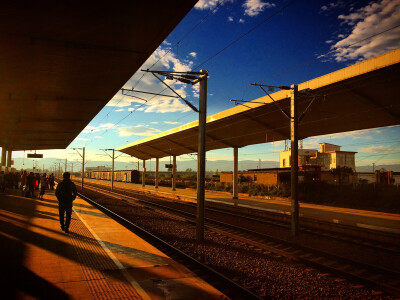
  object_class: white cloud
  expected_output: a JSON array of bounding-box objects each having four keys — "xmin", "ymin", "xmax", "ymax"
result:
[
  {"xmin": 118, "ymin": 125, "xmax": 161, "ymax": 137},
  {"xmin": 358, "ymin": 145, "xmax": 400, "ymax": 153},
  {"xmin": 107, "ymin": 45, "xmax": 196, "ymax": 114},
  {"xmin": 143, "ymin": 98, "xmax": 191, "ymax": 113},
  {"xmin": 243, "ymin": 0, "xmax": 276, "ymax": 17},
  {"xmin": 94, "ymin": 136, "xmax": 102, "ymax": 139},
  {"xmin": 239, "ymin": 18, "xmax": 245, "ymax": 23},
  {"xmin": 150, "ymin": 121, "xmax": 159, "ymax": 124},
  {"xmin": 195, "ymin": 0, "xmax": 220, "ymax": 10},
  {"xmin": 192, "ymin": 83, "xmax": 200, "ymax": 98},
  {"xmin": 164, "ymin": 121, "xmax": 180, "ymax": 125},
  {"xmin": 75, "ymin": 137, "xmax": 88, "ymax": 141},
  {"xmin": 115, "ymin": 108, "xmax": 124, "ymax": 112},
  {"xmin": 320, "ymin": 1, "xmax": 341, "ymax": 12},
  {"xmin": 325, "ymin": 40, "xmax": 334, "ymax": 44},
  {"xmin": 331, "ymin": 0, "xmax": 400, "ymax": 62},
  {"xmin": 228, "ymin": 16, "xmax": 234, "ymax": 21},
  {"xmin": 82, "ymin": 123, "xmax": 116, "ymax": 134}
]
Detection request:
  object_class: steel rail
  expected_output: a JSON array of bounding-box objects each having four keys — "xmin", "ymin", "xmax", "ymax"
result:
[
  {"xmin": 77, "ymin": 179, "xmax": 400, "ymax": 253},
  {"xmin": 76, "ymin": 190, "xmax": 262, "ymax": 300},
  {"xmin": 76, "ymin": 181, "xmax": 400, "ymax": 297}
]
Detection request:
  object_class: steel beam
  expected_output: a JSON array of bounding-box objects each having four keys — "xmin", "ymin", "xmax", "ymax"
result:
[
  {"xmin": 290, "ymin": 85, "xmax": 299, "ymax": 237},
  {"xmin": 196, "ymin": 71, "xmax": 207, "ymax": 243},
  {"xmin": 233, "ymin": 147, "xmax": 238, "ymax": 203},
  {"xmin": 155, "ymin": 158, "xmax": 159, "ymax": 189},
  {"xmin": 142, "ymin": 160, "xmax": 146, "ymax": 187},
  {"xmin": 172, "ymin": 155, "xmax": 176, "ymax": 191}
]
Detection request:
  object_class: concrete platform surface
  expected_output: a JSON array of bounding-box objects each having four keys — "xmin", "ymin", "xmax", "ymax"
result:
[
  {"xmin": 0, "ymin": 188, "xmax": 227, "ymax": 299},
  {"xmin": 81, "ymin": 178, "xmax": 400, "ymax": 235}
]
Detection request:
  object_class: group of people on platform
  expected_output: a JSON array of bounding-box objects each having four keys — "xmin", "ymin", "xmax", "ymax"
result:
[
  {"xmin": 0, "ymin": 170, "xmax": 55, "ymax": 198},
  {"xmin": 1, "ymin": 170, "xmax": 77, "ymax": 233}
]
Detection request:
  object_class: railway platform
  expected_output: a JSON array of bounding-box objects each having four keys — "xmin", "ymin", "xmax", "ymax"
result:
[
  {"xmin": 80, "ymin": 178, "xmax": 400, "ymax": 235},
  {"xmin": 0, "ymin": 188, "xmax": 227, "ymax": 299}
]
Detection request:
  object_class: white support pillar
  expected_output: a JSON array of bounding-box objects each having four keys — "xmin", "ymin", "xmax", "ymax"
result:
[
  {"xmin": 6, "ymin": 150, "xmax": 12, "ymax": 168},
  {"xmin": 172, "ymin": 155, "xmax": 176, "ymax": 191},
  {"xmin": 233, "ymin": 147, "xmax": 238, "ymax": 204},
  {"xmin": 1, "ymin": 148, "xmax": 7, "ymax": 170},
  {"xmin": 142, "ymin": 160, "xmax": 146, "ymax": 187},
  {"xmin": 111, "ymin": 149, "xmax": 115, "ymax": 191},
  {"xmin": 155, "ymin": 158, "xmax": 159, "ymax": 189},
  {"xmin": 81, "ymin": 147, "xmax": 85, "ymax": 191}
]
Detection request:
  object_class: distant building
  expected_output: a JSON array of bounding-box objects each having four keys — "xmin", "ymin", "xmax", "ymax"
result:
[
  {"xmin": 279, "ymin": 143, "xmax": 357, "ymax": 171},
  {"xmin": 279, "ymin": 149, "xmax": 317, "ymax": 168}
]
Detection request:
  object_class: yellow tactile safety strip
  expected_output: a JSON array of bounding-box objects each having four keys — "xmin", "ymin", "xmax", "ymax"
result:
[{"xmin": 68, "ymin": 211, "xmax": 142, "ymax": 299}]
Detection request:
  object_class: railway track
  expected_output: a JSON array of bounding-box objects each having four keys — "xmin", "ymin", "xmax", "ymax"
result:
[
  {"xmin": 77, "ymin": 179, "xmax": 400, "ymax": 252},
  {"xmin": 77, "ymin": 191, "xmax": 262, "ymax": 300},
  {"xmin": 76, "ymin": 180, "xmax": 400, "ymax": 297}
]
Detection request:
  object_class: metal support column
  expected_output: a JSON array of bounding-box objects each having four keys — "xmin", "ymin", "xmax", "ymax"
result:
[
  {"xmin": 6, "ymin": 150, "xmax": 12, "ymax": 168},
  {"xmin": 196, "ymin": 71, "xmax": 207, "ymax": 243},
  {"xmin": 142, "ymin": 160, "xmax": 146, "ymax": 187},
  {"xmin": 172, "ymin": 156, "xmax": 176, "ymax": 191},
  {"xmin": 233, "ymin": 147, "xmax": 238, "ymax": 204},
  {"xmin": 111, "ymin": 149, "xmax": 115, "ymax": 191},
  {"xmin": 290, "ymin": 84, "xmax": 299, "ymax": 237},
  {"xmin": 82, "ymin": 147, "xmax": 85, "ymax": 191},
  {"xmin": 1, "ymin": 148, "xmax": 6, "ymax": 170},
  {"xmin": 155, "ymin": 158, "xmax": 159, "ymax": 189}
]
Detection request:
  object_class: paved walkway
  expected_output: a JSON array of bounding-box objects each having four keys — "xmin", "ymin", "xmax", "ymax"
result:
[{"xmin": 0, "ymin": 188, "xmax": 227, "ymax": 299}]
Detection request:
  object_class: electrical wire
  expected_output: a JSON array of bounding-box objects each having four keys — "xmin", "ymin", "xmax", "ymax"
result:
[
  {"xmin": 80, "ymin": 2, "xmax": 225, "ymax": 145},
  {"xmin": 192, "ymin": 0, "xmax": 300, "ymax": 71}
]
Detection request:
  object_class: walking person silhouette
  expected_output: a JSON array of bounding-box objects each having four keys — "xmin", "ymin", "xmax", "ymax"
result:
[{"xmin": 55, "ymin": 172, "xmax": 77, "ymax": 233}]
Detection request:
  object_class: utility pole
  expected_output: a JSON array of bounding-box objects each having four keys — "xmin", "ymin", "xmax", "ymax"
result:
[
  {"xmin": 290, "ymin": 84, "xmax": 299, "ymax": 238},
  {"xmin": 65, "ymin": 158, "xmax": 67, "ymax": 173},
  {"xmin": 73, "ymin": 147, "xmax": 85, "ymax": 191},
  {"xmin": 82, "ymin": 147, "xmax": 85, "ymax": 191},
  {"xmin": 101, "ymin": 149, "xmax": 120, "ymax": 191},
  {"xmin": 111, "ymin": 149, "xmax": 115, "ymax": 190},
  {"xmin": 196, "ymin": 70, "xmax": 208, "ymax": 243},
  {"xmin": 372, "ymin": 162, "xmax": 375, "ymax": 172},
  {"xmin": 140, "ymin": 68, "xmax": 208, "ymax": 243}
]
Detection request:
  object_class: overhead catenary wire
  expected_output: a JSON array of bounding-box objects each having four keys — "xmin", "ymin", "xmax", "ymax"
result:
[
  {"xmin": 118, "ymin": 89, "xmax": 400, "ymax": 156},
  {"xmin": 157, "ymin": 21, "xmax": 400, "ymax": 132},
  {"xmin": 192, "ymin": 0, "xmax": 300, "ymax": 71},
  {"xmin": 85, "ymin": 21, "xmax": 400, "ymax": 152},
  {"xmin": 80, "ymin": 2, "xmax": 224, "ymax": 145},
  {"xmin": 130, "ymin": 0, "xmax": 225, "ymax": 90}
]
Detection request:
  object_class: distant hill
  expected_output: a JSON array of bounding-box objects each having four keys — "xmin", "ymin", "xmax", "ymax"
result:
[
  {"xmin": 356, "ymin": 164, "xmax": 400, "ymax": 172},
  {"xmin": 11, "ymin": 157, "xmax": 399, "ymax": 173},
  {"xmin": 12, "ymin": 158, "xmax": 279, "ymax": 173}
]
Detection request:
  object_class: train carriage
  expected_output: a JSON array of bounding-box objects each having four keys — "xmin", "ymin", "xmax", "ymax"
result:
[{"xmin": 86, "ymin": 170, "xmax": 139, "ymax": 183}]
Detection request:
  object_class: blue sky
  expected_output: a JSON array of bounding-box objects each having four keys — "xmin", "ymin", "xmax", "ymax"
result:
[{"xmin": 12, "ymin": 0, "xmax": 400, "ymax": 169}]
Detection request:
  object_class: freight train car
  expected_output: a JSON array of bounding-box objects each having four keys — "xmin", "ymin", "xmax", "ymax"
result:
[{"xmin": 86, "ymin": 170, "xmax": 140, "ymax": 183}]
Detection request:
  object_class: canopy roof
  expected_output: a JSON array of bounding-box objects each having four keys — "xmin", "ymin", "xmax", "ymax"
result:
[
  {"xmin": 118, "ymin": 49, "xmax": 400, "ymax": 160},
  {"xmin": 0, "ymin": 1, "xmax": 196, "ymax": 151}
]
